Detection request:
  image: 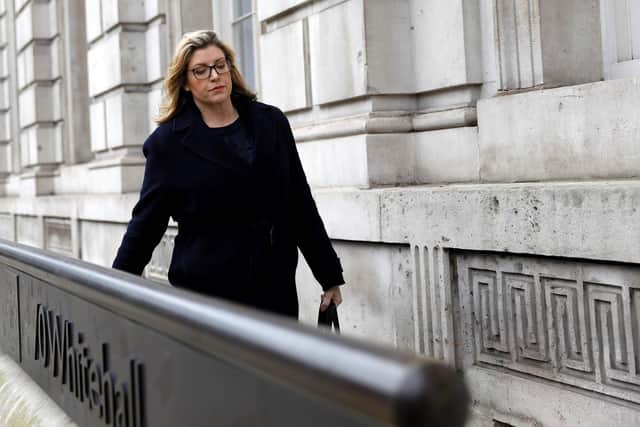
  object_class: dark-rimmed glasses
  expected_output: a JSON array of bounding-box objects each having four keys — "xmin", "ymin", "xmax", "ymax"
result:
[{"xmin": 190, "ymin": 60, "xmax": 231, "ymax": 80}]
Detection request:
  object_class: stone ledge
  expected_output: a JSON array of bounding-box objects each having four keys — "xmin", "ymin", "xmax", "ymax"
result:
[
  {"xmin": 2, "ymin": 179, "xmax": 640, "ymax": 265},
  {"xmin": 314, "ymin": 180, "xmax": 640, "ymax": 264},
  {"xmin": 467, "ymin": 366, "xmax": 640, "ymax": 427}
]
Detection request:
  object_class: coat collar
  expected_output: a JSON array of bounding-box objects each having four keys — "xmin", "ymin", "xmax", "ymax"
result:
[
  {"xmin": 171, "ymin": 96, "xmax": 260, "ymax": 168},
  {"xmin": 171, "ymin": 95, "xmax": 256, "ymax": 133}
]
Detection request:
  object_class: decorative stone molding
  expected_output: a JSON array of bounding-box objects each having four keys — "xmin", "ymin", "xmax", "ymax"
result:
[
  {"xmin": 410, "ymin": 244, "xmax": 455, "ymax": 364},
  {"xmin": 44, "ymin": 217, "xmax": 72, "ymax": 256},
  {"xmin": 494, "ymin": 0, "xmax": 602, "ymax": 90},
  {"xmin": 456, "ymin": 252, "xmax": 640, "ymax": 404}
]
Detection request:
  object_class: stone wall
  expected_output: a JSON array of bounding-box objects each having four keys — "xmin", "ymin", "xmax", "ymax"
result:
[{"xmin": 0, "ymin": 0, "xmax": 639, "ymax": 425}]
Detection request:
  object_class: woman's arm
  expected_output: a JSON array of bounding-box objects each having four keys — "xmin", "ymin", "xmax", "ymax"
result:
[
  {"xmin": 112, "ymin": 133, "xmax": 171, "ymax": 275},
  {"xmin": 280, "ymin": 112, "xmax": 346, "ymax": 296}
]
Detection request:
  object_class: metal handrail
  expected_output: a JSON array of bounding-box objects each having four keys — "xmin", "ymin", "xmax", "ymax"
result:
[{"xmin": 0, "ymin": 238, "xmax": 469, "ymax": 426}]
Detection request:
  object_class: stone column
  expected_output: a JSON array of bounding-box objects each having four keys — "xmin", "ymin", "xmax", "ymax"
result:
[
  {"xmin": 85, "ymin": 0, "xmax": 169, "ymax": 193},
  {"xmin": 256, "ymin": 0, "xmax": 484, "ymax": 188},
  {"xmin": 0, "ymin": 0, "xmax": 13, "ymax": 185},
  {"xmin": 13, "ymin": 0, "xmax": 63, "ymax": 195},
  {"xmin": 494, "ymin": 0, "xmax": 602, "ymax": 91}
]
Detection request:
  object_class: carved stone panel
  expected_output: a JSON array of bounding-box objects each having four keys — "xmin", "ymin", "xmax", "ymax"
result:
[
  {"xmin": 44, "ymin": 217, "xmax": 72, "ymax": 256},
  {"xmin": 457, "ymin": 253, "xmax": 640, "ymax": 403},
  {"xmin": 16, "ymin": 214, "xmax": 40, "ymax": 247},
  {"xmin": 410, "ymin": 244, "xmax": 455, "ymax": 364}
]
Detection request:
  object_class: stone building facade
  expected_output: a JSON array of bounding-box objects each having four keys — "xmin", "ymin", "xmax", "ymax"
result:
[{"xmin": 1, "ymin": 0, "xmax": 640, "ymax": 425}]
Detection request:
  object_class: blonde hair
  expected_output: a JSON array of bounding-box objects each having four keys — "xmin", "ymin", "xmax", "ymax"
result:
[{"xmin": 155, "ymin": 30, "xmax": 256, "ymax": 124}]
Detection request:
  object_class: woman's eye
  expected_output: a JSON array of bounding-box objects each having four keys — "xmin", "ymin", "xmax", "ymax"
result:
[{"xmin": 194, "ymin": 68, "xmax": 207, "ymax": 76}]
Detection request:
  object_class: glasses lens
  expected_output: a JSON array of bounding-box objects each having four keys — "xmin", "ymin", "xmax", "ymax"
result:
[
  {"xmin": 215, "ymin": 61, "xmax": 229, "ymax": 74},
  {"xmin": 193, "ymin": 66, "xmax": 209, "ymax": 79}
]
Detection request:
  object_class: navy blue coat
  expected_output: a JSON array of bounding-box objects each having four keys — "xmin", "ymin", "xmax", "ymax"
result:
[{"xmin": 112, "ymin": 96, "xmax": 344, "ymax": 318}]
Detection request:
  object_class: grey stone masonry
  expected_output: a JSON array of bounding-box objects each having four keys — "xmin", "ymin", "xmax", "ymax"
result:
[
  {"xmin": 85, "ymin": 0, "xmax": 169, "ymax": 193},
  {"xmin": 14, "ymin": 0, "xmax": 64, "ymax": 195},
  {"xmin": 0, "ymin": 0, "xmax": 14, "ymax": 181}
]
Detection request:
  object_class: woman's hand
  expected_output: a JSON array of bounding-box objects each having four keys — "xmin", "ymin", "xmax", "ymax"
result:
[{"xmin": 320, "ymin": 286, "xmax": 343, "ymax": 312}]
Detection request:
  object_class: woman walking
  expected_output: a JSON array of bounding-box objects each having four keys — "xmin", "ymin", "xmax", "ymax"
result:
[{"xmin": 113, "ymin": 30, "xmax": 344, "ymax": 318}]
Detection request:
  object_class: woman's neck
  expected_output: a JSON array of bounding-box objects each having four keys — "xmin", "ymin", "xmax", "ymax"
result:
[{"xmin": 194, "ymin": 98, "xmax": 238, "ymax": 128}]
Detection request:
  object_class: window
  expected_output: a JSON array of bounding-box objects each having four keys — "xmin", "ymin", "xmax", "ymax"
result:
[{"xmin": 232, "ymin": 0, "xmax": 257, "ymax": 91}]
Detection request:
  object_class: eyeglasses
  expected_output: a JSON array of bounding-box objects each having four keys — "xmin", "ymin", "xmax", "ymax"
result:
[{"xmin": 190, "ymin": 60, "xmax": 231, "ymax": 80}]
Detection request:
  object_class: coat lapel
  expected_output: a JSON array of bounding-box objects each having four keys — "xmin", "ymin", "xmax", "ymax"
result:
[{"xmin": 172, "ymin": 96, "xmax": 269, "ymax": 170}]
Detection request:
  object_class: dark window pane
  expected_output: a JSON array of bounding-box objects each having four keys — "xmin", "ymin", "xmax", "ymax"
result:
[{"xmin": 233, "ymin": 0, "xmax": 252, "ymax": 18}]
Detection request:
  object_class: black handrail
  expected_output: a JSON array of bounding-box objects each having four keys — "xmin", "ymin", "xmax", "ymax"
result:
[{"xmin": 0, "ymin": 238, "xmax": 469, "ymax": 426}]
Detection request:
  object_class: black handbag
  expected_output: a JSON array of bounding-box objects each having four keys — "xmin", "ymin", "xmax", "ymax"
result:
[{"xmin": 317, "ymin": 302, "xmax": 340, "ymax": 333}]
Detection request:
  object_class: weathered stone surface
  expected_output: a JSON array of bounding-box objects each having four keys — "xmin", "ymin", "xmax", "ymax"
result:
[
  {"xmin": 14, "ymin": 1, "xmax": 56, "ymax": 51},
  {"xmin": 103, "ymin": 90, "xmax": 149, "ymax": 149},
  {"xmin": 260, "ymin": 20, "xmax": 306, "ymax": 112},
  {"xmin": 256, "ymin": 0, "xmax": 310, "ymax": 21},
  {"xmin": 410, "ymin": 0, "xmax": 481, "ymax": 92},
  {"xmin": 87, "ymin": 30, "xmax": 146, "ymax": 96},
  {"xmin": 18, "ymin": 84, "xmax": 56, "ymax": 127},
  {"xmin": 80, "ymin": 219, "xmax": 126, "ymax": 267},
  {"xmin": 308, "ymin": 0, "xmax": 365, "ymax": 104},
  {"xmin": 313, "ymin": 181, "xmax": 640, "ymax": 265},
  {"xmin": 414, "ymin": 126, "xmax": 479, "ymax": 183},
  {"xmin": 467, "ymin": 367, "xmax": 640, "ymax": 427},
  {"xmin": 100, "ymin": 0, "xmax": 145, "ymax": 31},
  {"xmin": 298, "ymin": 133, "xmax": 414, "ymax": 188},
  {"xmin": 296, "ymin": 241, "xmax": 416, "ymax": 352},
  {"xmin": 0, "ymin": 111, "xmax": 10, "ymax": 141},
  {"xmin": 19, "ymin": 124, "xmax": 63, "ymax": 166},
  {"xmin": 84, "ymin": 0, "xmax": 102, "ymax": 42},
  {"xmin": 89, "ymin": 99, "xmax": 106, "ymax": 152},
  {"xmin": 478, "ymin": 77, "xmax": 640, "ymax": 182},
  {"xmin": 16, "ymin": 42, "xmax": 57, "ymax": 89},
  {"xmin": 15, "ymin": 214, "xmax": 40, "ymax": 247},
  {"xmin": 145, "ymin": 19, "xmax": 167, "ymax": 83}
]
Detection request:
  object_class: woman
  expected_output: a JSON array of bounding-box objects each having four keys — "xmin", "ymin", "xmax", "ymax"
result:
[{"xmin": 113, "ymin": 30, "xmax": 344, "ymax": 319}]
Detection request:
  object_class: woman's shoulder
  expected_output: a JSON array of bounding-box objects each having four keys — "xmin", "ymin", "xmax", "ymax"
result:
[
  {"xmin": 142, "ymin": 122, "xmax": 175, "ymax": 158},
  {"xmin": 243, "ymin": 99, "xmax": 286, "ymax": 121}
]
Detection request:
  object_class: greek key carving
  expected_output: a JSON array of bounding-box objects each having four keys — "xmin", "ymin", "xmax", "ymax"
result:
[{"xmin": 457, "ymin": 253, "xmax": 640, "ymax": 403}]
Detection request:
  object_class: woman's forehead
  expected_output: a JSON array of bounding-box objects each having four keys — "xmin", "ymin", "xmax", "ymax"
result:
[{"xmin": 189, "ymin": 45, "xmax": 225, "ymax": 66}]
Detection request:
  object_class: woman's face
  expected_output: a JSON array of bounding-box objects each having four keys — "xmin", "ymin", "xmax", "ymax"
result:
[{"xmin": 184, "ymin": 45, "xmax": 233, "ymax": 108}]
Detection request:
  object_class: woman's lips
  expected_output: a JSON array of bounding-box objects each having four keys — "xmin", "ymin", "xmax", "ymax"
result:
[{"xmin": 210, "ymin": 86, "xmax": 224, "ymax": 92}]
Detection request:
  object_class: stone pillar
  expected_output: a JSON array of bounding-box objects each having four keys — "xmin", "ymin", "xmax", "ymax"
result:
[
  {"xmin": 61, "ymin": 0, "xmax": 91, "ymax": 165},
  {"xmin": 0, "ymin": 0, "xmax": 13, "ymax": 186},
  {"xmin": 85, "ymin": 0, "xmax": 169, "ymax": 193},
  {"xmin": 494, "ymin": 0, "xmax": 602, "ymax": 91},
  {"xmin": 14, "ymin": 0, "xmax": 64, "ymax": 195},
  {"xmin": 256, "ymin": 0, "xmax": 484, "ymax": 188}
]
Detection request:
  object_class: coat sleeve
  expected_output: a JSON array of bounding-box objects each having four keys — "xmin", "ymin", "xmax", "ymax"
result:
[
  {"xmin": 112, "ymin": 132, "xmax": 170, "ymax": 275},
  {"xmin": 280, "ymin": 111, "xmax": 345, "ymax": 290}
]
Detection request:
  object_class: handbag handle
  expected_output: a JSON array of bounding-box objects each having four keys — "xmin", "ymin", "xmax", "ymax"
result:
[{"xmin": 317, "ymin": 301, "xmax": 340, "ymax": 333}]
